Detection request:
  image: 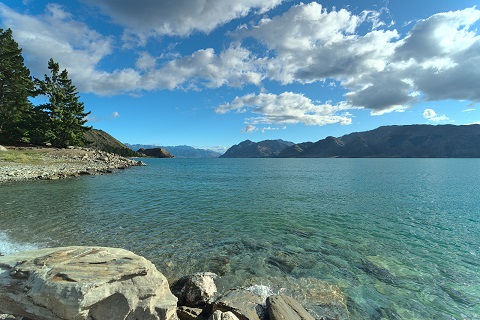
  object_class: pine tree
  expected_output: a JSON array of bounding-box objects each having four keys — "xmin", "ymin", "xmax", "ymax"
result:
[
  {"xmin": 0, "ymin": 28, "xmax": 34, "ymax": 143},
  {"xmin": 34, "ymin": 58, "xmax": 91, "ymax": 147}
]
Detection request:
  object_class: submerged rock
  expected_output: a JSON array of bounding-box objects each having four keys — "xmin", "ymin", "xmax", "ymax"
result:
[
  {"xmin": 0, "ymin": 246, "xmax": 178, "ymax": 320},
  {"xmin": 266, "ymin": 253, "xmax": 298, "ymax": 274},
  {"xmin": 359, "ymin": 258, "xmax": 397, "ymax": 285}
]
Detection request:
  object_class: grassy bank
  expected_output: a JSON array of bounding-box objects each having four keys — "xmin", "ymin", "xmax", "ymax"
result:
[{"xmin": 0, "ymin": 149, "xmax": 44, "ymax": 164}]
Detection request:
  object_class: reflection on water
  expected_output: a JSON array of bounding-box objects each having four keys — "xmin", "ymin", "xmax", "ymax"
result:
[{"xmin": 1, "ymin": 158, "xmax": 479, "ymax": 319}]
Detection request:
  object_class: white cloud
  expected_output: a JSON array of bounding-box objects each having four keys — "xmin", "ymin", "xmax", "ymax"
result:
[
  {"xmin": 135, "ymin": 52, "xmax": 156, "ymax": 71},
  {"xmin": 261, "ymin": 126, "xmax": 280, "ymax": 133},
  {"xmin": 217, "ymin": 92, "xmax": 355, "ymax": 127},
  {"xmin": 423, "ymin": 108, "xmax": 450, "ymax": 122},
  {"xmin": 86, "ymin": 111, "xmax": 121, "ymax": 123},
  {"xmin": 153, "ymin": 46, "xmax": 262, "ymax": 90},
  {"xmin": 0, "ymin": 3, "xmax": 112, "ymax": 74},
  {"xmin": 423, "ymin": 108, "xmax": 437, "ymax": 119},
  {"xmin": 2, "ymin": 1, "xmax": 480, "ymax": 117},
  {"xmin": 241, "ymin": 124, "xmax": 258, "ymax": 133},
  {"xmin": 84, "ymin": 0, "xmax": 283, "ymax": 40},
  {"xmin": 240, "ymin": 2, "xmax": 399, "ymax": 84},
  {"xmin": 0, "ymin": 2, "xmax": 264, "ymax": 95},
  {"xmin": 395, "ymin": 8, "xmax": 480, "ymax": 62},
  {"xmin": 0, "ymin": 3, "xmax": 143, "ymax": 95},
  {"xmin": 237, "ymin": 3, "xmax": 480, "ymax": 114}
]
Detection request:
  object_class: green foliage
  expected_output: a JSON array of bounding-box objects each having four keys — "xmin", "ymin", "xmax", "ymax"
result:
[
  {"xmin": 34, "ymin": 58, "xmax": 91, "ymax": 147},
  {"xmin": 0, "ymin": 28, "xmax": 34, "ymax": 143},
  {"xmin": 1, "ymin": 28, "xmax": 92, "ymax": 147}
]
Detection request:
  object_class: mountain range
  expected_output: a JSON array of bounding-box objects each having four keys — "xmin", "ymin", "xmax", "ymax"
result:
[
  {"xmin": 219, "ymin": 139, "xmax": 294, "ymax": 158},
  {"xmin": 125, "ymin": 144, "xmax": 221, "ymax": 158},
  {"xmin": 221, "ymin": 125, "xmax": 480, "ymax": 158}
]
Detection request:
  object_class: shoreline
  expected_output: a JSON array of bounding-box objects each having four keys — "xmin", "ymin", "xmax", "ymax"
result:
[
  {"xmin": 0, "ymin": 246, "xmax": 330, "ymax": 320},
  {"xmin": 0, "ymin": 146, "xmax": 145, "ymax": 183}
]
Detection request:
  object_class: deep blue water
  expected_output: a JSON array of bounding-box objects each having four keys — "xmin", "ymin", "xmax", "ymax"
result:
[{"xmin": 1, "ymin": 158, "xmax": 479, "ymax": 319}]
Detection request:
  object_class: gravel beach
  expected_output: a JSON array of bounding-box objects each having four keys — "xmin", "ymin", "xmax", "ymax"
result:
[{"xmin": 0, "ymin": 146, "xmax": 145, "ymax": 183}]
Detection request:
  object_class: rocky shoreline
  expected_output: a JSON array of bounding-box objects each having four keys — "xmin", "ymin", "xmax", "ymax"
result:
[
  {"xmin": 0, "ymin": 146, "xmax": 145, "ymax": 183},
  {"xmin": 0, "ymin": 246, "xmax": 336, "ymax": 320}
]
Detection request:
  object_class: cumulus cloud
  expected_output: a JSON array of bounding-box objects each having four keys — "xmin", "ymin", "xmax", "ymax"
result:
[
  {"xmin": 153, "ymin": 46, "xmax": 262, "ymax": 90},
  {"xmin": 216, "ymin": 92, "xmax": 354, "ymax": 127},
  {"xmin": 84, "ymin": 0, "xmax": 283, "ymax": 40},
  {"xmin": 0, "ymin": 4, "xmax": 262, "ymax": 95},
  {"xmin": 394, "ymin": 8, "xmax": 480, "ymax": 104},
  {"xmin": 423, "ymin": 108, "xmax": 450, "ymax": 122},
  {"xmin": 2, "ymin": 1, "xmax": 480, "ymax": 120},
  {"xmin": 240, "ymin": 2, "xmax": 399, "ymax": 84},
  {"xmin": 237, "ymin": 3, "xmax": 480, "ymax": 115},
  {"xmin": 112, "ymin": 111, "xmax": 120, "ymax": 118},
  {"xmin": 135, "ymin": 52, "xmax": 156, "ymax": 71}
]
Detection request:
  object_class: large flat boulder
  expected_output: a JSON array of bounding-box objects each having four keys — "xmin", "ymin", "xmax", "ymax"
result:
[{"xmin": 0, "ymin": 246, "xmax": 178, "ymax": 320}]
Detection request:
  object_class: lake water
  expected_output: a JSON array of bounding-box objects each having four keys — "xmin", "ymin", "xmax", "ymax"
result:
[{"xmin": 1, "ymin": 158, "xmax": 479, "ymax": 319}]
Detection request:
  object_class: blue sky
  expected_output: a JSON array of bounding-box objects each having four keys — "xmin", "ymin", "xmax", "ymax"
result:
[{"xmin": 1, "ymin": 0, "xmax": 479, "ymax": 151}]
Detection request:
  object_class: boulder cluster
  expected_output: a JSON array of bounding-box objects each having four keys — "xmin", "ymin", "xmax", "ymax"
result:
[{"xmin": 0, "ymin": 246, "xmax": 318, "ymax": 320}]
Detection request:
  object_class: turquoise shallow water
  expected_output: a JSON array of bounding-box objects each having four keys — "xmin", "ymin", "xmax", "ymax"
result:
[{"xmin": 1, "ymin": 158, "xmax": 479, "ymax": 319}]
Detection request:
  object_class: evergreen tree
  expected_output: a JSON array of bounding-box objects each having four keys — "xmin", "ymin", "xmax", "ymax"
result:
[
  {"xmin": 34, "ymin": 58, "xmax": 91, "ymax": 147},
  {"xmin": 0, "ymin": 28, "xmax": 34, "ymax": 143}
]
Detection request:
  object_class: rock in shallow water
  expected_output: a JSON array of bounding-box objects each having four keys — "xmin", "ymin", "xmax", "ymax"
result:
[
  {"xmin": 0, "ymin": 246, "xmax": 178, "ymax": 320},
  {"xmin": 171, "ymin": 272, "xmax": 218, "ymax": 308},
  {"xmin": 267, "ymin": 295, "xmax": 315, "ymax": 320},
  {"xmin": 209, "ymin": 310, "xmax": 239, "ymax": 320},
  {"xmin": 244, "ymin": 277, "xmax": 349, "ymax": 320},
  {"xmin": 177, "ymin": 306, "xmax": 205, "ymax": 320},
  {"xmin": 212, "ymin": 286, "xmax": 272, "ymax": 320}
]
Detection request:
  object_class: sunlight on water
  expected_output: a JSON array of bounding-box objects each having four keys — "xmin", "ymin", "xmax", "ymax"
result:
[{"xmin": 1, "ymin": 158, "xmax": 479, "ymax": 319}]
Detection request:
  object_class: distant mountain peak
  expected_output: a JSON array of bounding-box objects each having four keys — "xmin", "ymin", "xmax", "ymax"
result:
[{"xmin": 220, "ymin": 139, "xmax": 295, "ymax": 158}]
